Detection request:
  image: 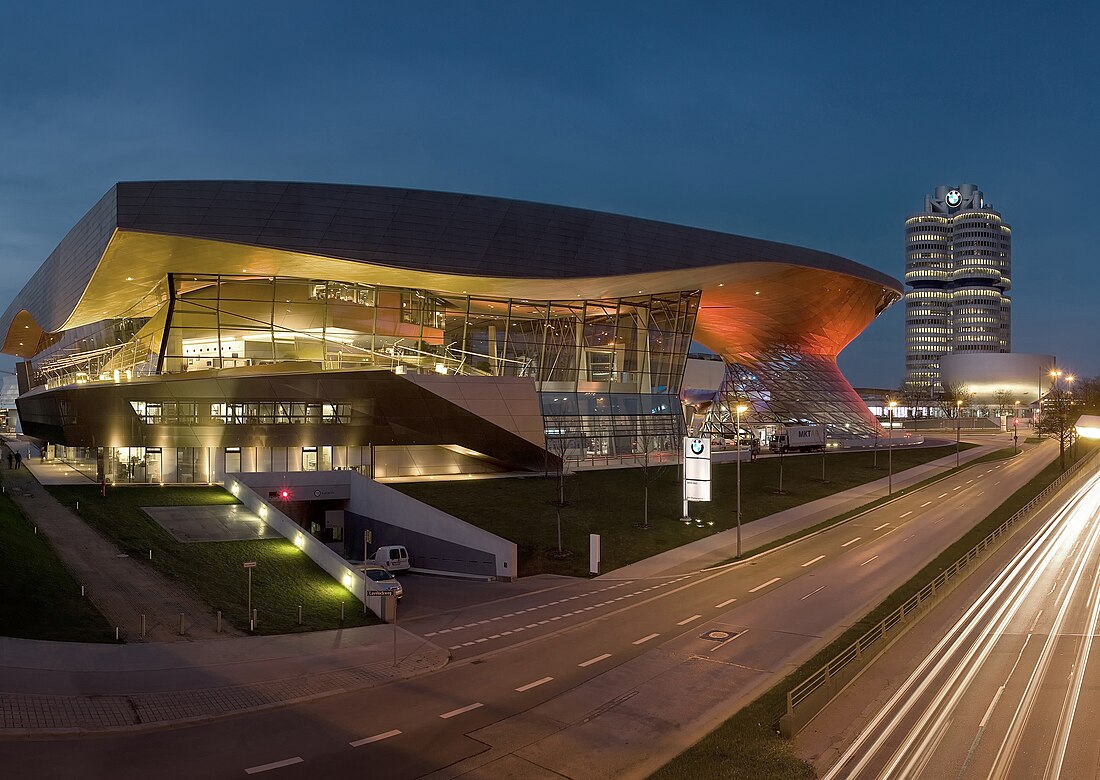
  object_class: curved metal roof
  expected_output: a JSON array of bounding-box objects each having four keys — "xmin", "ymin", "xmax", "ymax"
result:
[{"xmin": 1, "ymin": 181, "xmax": 901, "ymax": 357}]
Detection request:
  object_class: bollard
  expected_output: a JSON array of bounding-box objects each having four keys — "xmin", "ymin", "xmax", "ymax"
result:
[
  {"xmin": 252, "ymin": 608, "xmax": 257, "ymax": 629},
  {"xmin": 340, "ymin": 601, "xmax": 345, "ymax": 622},
  {"xmin": 81, "ymin": 585, "xmax": 85, "ymax": 597},
  {"xmin": 33, "ymin": 526, "xmax": 37, "ymax": 534},
  {"xmin": 217, "ymin": 610, "xmax": 222, "ymax": 633},
  {"xmin": 141, "ymin": 614, "xmax": 146, "ymax": 638},
  {"xmin": 148, "ymin": 549, "xmax": 152, "ymax": 560},
  {"xmin": 297, "ymin": 605, "xmax": 302, "ymax": 625},
  {"xmin": 178, "ymin": 613, "xmax": 185, "ymax": 636},
  {"xmin": 115, "ymin": 626, "xmax": 119, "ymax": 641}
]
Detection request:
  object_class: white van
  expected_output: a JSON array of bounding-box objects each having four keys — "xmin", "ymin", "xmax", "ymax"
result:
[{"xmin": 369, "ymin": 545, "xmax": 410, "ymax": 572}]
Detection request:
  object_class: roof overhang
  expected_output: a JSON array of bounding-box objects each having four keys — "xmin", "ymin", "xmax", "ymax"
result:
[{"xmin": 3, "ymin": 226, "xmax": 900, "ymax": 359}]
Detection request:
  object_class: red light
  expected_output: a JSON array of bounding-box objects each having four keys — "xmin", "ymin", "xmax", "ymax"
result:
[
  {"xmin": 1014, "ymin": 419, "xmax": 1020, "ymax": 425},
  {"xmin": 280, "ymin": 490, "xmax": 289, "ymax": 499}
]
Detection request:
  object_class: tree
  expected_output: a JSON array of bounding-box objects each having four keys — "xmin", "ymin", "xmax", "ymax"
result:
[
  {"xmin": 937, "ymin": 382, "xmax": 974, "ymax": 418},
  {"xmin": 993, "ymin": 389, "xmax": 1014, "ymax": 417},
  {"xmin": 1041, "ymin": 383, "xmax": 1077, "ymax": 472}
]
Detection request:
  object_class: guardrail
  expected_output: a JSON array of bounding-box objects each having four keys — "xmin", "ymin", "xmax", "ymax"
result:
[{"xmin": 778, "ymin": 447, "xmax": 1099, "ymax": 738}]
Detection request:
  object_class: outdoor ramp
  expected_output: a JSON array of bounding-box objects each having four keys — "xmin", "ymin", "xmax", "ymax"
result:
[{"xmin": 232, "ymin": 471, "xmax": 517, "ymax": 581}]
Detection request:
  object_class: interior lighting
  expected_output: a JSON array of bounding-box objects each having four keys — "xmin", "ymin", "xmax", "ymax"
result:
[{"xmin": 435, "ymin": 363, "xmax": 447, "ymax": 374}]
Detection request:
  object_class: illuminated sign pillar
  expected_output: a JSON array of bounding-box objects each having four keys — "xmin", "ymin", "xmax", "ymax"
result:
[{"xmin": 682, "ymin": 437, "xmax": 711, "ymax": 519}]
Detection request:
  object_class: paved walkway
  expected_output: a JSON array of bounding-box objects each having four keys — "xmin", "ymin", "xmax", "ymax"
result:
[
  {"xmin": 605, "ymin": 434, "xmax": 1012, "ymax": 578},
  {"xmin": 1, "ymin": 443, "xmax": 238, "ymax": 641},
  {"xmin": 0, "ymin": 625, "xmax": 447, "ymax": 732},
  {"xmin": 0, "ymin": 432, "xmax": 1030, "ymax": 735}
]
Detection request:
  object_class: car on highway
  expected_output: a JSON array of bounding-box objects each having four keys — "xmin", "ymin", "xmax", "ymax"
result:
[{"xmin": 359, "ymin": 565, "xmax": 404, "ymax": 600}]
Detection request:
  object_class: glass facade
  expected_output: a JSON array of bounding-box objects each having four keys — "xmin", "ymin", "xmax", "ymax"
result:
[
  {"xmin": 702, "ymin": 350, "xmax": 883, "ymax": 439},
  {"xmin": 26, "ymin": 274, "xmax": 699, "ymax": 465}
]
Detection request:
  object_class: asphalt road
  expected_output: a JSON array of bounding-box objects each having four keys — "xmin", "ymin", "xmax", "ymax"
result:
[
  {"xmin": 0, "ymin": 442, "xmax": 1058, "ymax": 779},
  {"xmin": 820, "ymin": 457, "xmax": 1100, "ymax": 780}
]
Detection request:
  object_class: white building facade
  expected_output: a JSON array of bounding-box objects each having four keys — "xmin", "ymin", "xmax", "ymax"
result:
[{"xmin": 904, "ymin": 184, "xmax": 1012, "ymax": 394}]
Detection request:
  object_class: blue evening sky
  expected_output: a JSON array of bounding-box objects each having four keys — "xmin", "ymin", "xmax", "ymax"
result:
[{"xmin": 1, "ymin": 2, "xmax": 1096, "ymax": 387}]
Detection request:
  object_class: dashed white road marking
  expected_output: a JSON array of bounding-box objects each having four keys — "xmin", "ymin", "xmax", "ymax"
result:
[
  {"xmin": 841, "ymin": 537, "xmax": 862, "ymax": 547},
  {"xmin": 579, "ymin": 653, "xmax": 611, "ymax": 667},
  {"xmin": 350, "ymin": 730, "xmax": 402, "ymax": 747},
  {"xmin": 800, "ymin": 585, "xmax": 826, "ymax": 601},
  {"xmin": 677, "ymin": 614, "xmax": 703, "ymax": 626},
  {"xmin": 860, "ymin": 555, "xmax": 879, "ymax": 567},
  {"xmin": 802, "ymin": 555, "xmax": 825, "ymax": 567},
  {"xmin": 873, "ymin": 522, "xmax": 890, "ymax": 531},
  {"xmin": 633, "ymin": 633, "xmax": 660, "ymax": 645},
  {"xmin": 937, "ymin": 493, "xmax": 948, "ymax": 499},
  {"xmin": 516, "ymin": 677, "xmax": 554, "ymax": 692},
  {"xmin": 749, "ymin": 577, "xmax": 781, "ymax": 593},
  {"xmin": 714, "ymin": 598, "xmax": 738, "ymax": 608},
  {"xmin": 904, "ymin": 534, "xmax": 916, "ymax": 541},
  {"xmin": 966, "ymin": 479, "xmax": 973, "ymax": 484},
  {"xmin": 440, "ymin": 703, "xmax": 483, "ymax": 719},
  {"xmin": 920, "ymin": 501, "xmax": 933, "ymax": 508},
  {"xmin": 953, "ymin": 486, "xmax": 962, "ymax": 491},
  {"xmin": 899, "ymin": 511, "xmax": 913, "ymax": 518},
  {"xmin": 245, "ymin": 757, "xmax": 304, "ymax": 774}
]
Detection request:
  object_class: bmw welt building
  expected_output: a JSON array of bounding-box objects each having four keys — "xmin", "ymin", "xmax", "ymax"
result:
[{"xmin": 1, "ymin": 182, "xmax": 900, "ymax": 484}]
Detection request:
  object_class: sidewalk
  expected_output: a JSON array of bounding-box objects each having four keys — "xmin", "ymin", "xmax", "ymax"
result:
[
  {"xmin": 605, "ymin": 435, "xmax": 1014, "ymax": 578},
  {"xmin": 0, "ymin": 624, "xmax": 447, "ymax": 732}
]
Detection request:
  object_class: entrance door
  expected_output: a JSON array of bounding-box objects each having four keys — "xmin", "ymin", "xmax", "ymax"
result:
[{"xmin": 146, "ymin": 450, "xmax": 162, "ymax": 483}]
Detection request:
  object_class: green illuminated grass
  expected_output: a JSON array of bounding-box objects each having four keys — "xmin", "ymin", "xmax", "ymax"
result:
[{"xmin": 46, "ymin": 485, "xmax": 380, "ymax": 634}]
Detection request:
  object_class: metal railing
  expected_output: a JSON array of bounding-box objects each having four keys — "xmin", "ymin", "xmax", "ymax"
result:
[{"xmin": 779, "ymin": 446, "xmax": 1099, "ymax": 737}]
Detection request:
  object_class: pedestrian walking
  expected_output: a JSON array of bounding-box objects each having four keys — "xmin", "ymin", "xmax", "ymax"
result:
[{"xmin": 14, "ymin": 452, "xmax": 22, "ymax": 469}]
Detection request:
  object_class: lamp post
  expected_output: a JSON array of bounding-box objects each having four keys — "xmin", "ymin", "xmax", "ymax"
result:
[
  {"xmin": 887, "ymin": 400, "xmax": 897, "ymax": 495},
  {"xmin": 955, "ymin": 398, "xmax": 963, "ymax": 468},
  {"xmin": 1013, "ymin": 400, "xmax": 1020, "ymax": 455},
  {"xmin": 735, "ymin": 403, "xmax": 749, "ymax": 558}
]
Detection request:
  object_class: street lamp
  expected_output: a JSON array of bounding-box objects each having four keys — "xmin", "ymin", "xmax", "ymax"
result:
[
  {"xmin": 887, "ymin": 400, "xmax": 898, "ymax": 495},
  {"xmin": 955, "ymin": 399, "xmax": 963, "ymax": 468},
  {"xmin": 1013, "ymin": 400, "xmax": 1020, "ymax": 455},
  {"xmin": 735, "ymin": 403, "xmax": 749, "ymax": 558}
]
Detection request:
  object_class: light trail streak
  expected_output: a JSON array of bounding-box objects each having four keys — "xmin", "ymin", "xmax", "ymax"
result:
[{"xmin": 822, "ymin": 472, "xmax": 1100, "ymax": 780}]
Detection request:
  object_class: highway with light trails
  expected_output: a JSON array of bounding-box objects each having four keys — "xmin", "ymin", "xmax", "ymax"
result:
[{"xmin": 822, "ymin": 460, "xmax": 1100, "ymax": 780}]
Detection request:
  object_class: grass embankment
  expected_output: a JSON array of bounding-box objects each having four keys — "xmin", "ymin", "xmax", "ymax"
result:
[
  {"xmin": 47, "ymin": 485, "xmax": 380, "ymax": 635},
  {"xmin": 398, "ymin": 444, "xmax": 976, "ymax": 577},
  {"xmin": 0, "ymin": 476, "xmax": 115, "ymax": 642},
  {"xmin": 649, "ymin": 443, "xmax": 1088, "ymax": 780}
]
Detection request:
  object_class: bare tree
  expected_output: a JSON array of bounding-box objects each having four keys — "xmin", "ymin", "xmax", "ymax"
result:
[
  {"xmin": 993, "ymin": 389, "xmax": 1014, "ymax": 417},
  {"xmin": 1040, "ymin": 383, "xmax": 1078, "ymax": 472},
  {"xmin": 937, "ymin": 382, "xmax": 974, "ymax": 418}
]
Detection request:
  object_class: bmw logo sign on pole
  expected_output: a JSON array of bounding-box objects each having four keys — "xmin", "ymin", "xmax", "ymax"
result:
[{"xmin": 691, "ymin": 439, "xmax": 705, "ymax": 455}]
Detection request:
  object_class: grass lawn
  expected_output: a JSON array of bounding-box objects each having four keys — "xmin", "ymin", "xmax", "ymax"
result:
[
  {"xmin": 397, "ymin": 444, "xmax": 976, "ymax": 577},
  {"xmin": 46, "ymin": 485, "xmax": 380, "ymax": 635},
  {"xmin": 649, "ymin": 444, "xmax": 1090, "ymax": 780},
  {"xmin": 0, "ymin": 476, "xmax": 115, "ymax": 642}
]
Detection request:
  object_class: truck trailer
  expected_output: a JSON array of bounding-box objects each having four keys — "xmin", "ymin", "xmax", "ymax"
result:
[{"xmin": 769, "ymin": 425, "xmax": 826, "ymax": 453}]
